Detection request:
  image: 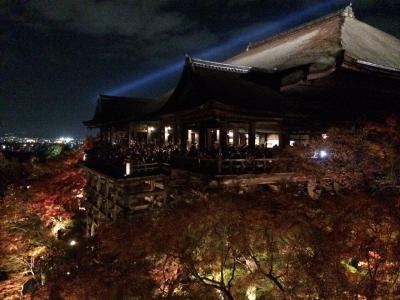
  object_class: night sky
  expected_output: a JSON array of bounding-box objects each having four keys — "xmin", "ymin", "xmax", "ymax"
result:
[{"xmin": 1, "ymin": 1, "xmax": 399, "ymax": 138}]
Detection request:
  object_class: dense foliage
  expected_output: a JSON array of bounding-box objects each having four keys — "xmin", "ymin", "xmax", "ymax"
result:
[
  {"xmin": 0, "ymin": 151, "xmax": 85, "ymax": 299},
  {"xmin": 1, "ymin": 120, "xmax": 400, "ymax": 299}
]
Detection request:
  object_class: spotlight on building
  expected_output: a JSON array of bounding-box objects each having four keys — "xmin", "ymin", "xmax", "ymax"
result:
[{"xmin": 319, "ymin": 150, "xmax": 328, "ymax": 158}]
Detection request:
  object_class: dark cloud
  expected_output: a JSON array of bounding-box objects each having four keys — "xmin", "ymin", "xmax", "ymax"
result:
[
  {"xmin": 0, "ymin": 0, "xmax": 399, "ymax": 137},
  {"xmin": 27, "ymin": 0, "xmax": 188, "ymax": 37}
]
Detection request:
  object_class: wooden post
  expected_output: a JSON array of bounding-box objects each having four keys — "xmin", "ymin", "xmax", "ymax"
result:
[
  {"xmin": 108, "ymin": 127, "xmax": 112, "ymax": 144},
  {"xmin": 199, "ymin": 126, "xmax": 206, "ymax": 151},
  {"xmin": 180, "ymin": 125, "xmax": 188, "ymax": 152},
  {"xmin": 127, "ymin": 123, "xmax": 131, "ymax": 147},
  {"xmin": 173, "ymin": 124, "xmax": 179, "ymax": 145},
  {"xmin": 233, "ymin": 128, "xmax": 239, "ymax": 146},
  {"xmin": 279, "ymin": 132, "xmax": 290, "ymax": 149},
  {"xmin": 248, "ymin": 122, "xmax": 256, "ymax": 149},
  {"xmin": 220, "ymin": 125, "xmax": 227, "ymax": 155},
  {"xmin": 217, "ymin": 156, "xmax": 222, "ymax": 174}
]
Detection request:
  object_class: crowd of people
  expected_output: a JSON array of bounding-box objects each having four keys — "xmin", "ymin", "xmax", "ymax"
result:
[
  {"xmin": 85, "ymin": 141, "xmax": 281, "ymax": 168},
  {"xmin": 85, "ymin": 142, "xmax": 179, "ymax": 166},
  {"xmin": 186, "ymin": 144, "xmax": 279, "ymax": 159}
]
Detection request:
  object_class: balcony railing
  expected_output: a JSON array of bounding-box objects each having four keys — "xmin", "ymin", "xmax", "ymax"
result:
[
  {"xmin": 83, "ymin": 160, "xmax": 169, "ymax": 178},
  {"xmin": 170, "ymin": 156, "xmax": 287, "ymax": 175},
  {"xmin": 84, "ymin": 152, "xmax": 292, "ymax": 177}
]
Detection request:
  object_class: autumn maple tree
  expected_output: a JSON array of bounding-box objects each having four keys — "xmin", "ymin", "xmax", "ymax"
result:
[{"xmin": 2, "ymin": 120, "xmax": 400, "ymax": 299}]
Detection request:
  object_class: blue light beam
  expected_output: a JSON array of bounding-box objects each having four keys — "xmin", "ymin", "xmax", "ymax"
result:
[{"xmin": 106, "ymin": 0, "xmax": 347, "ymax": 96}]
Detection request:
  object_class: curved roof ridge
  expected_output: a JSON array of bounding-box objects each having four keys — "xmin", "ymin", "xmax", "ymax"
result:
[
  {"xmin": 186, "ymin": 56, "xmax": 251, "ymax": 74},
  {"xmin": 247, "ymin": 6, "xmax": 350, "ymax": 51}
]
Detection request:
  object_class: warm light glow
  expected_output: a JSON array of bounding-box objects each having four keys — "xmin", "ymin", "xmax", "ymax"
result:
[
  {"xmin": 148, "ymin": 126, "xmax": 155, "ymax": 132},
  {"xmin": 69, "ymin": 240, "xmax": 77, "ymax": 246},
  {"xmin": 125, "ymin": 162, "xmax": 131, "ymax": 176},
  {"xmin": 246, "ymin": 286, "xmax": 257, "ymax": 300},
  {"xmin": 83, "ymin": 153, "xmax": 87, "ymax": 161},
  {"xmin": 164, "ymin": 126, "xmax": 171, "ymax": 143},
  {"xmin": 267, "ymin": 134, "xmax": 280, "ymax": 148},
  {"xmin": 51, "ymin": 221, "xmax": 65, "ymax": 237},
  {"xmin": 322, "ymin": 133, "xmax": 328, "ymax": 139},
  {"xmin": 228, "ymin": 130, "xmax": 234, "ymax": 145},
  {"xmin": 188, "ymin": 130, "xmax": 192, "ymax": 143}
]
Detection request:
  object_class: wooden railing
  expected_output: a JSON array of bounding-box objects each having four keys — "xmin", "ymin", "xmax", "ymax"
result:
[
  {"xmin": 170, "ymin": 156, "xmax": 281, "ymax": 175},
  {"xmin": 84, "ymin": 160, "xmax": 169, "ymax": 178},
  {"xmin": 128, "ymin": 162, "xmax": 160, "ymax": 175},
  {"xmin": 85, "ymin": 156, "xmax": 284, "ymax": 177}
]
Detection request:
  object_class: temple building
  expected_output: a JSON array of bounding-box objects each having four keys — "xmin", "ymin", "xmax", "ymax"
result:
[{"xmin": 82, "ymin": 6, "xmax": 400, "ymax": 235}]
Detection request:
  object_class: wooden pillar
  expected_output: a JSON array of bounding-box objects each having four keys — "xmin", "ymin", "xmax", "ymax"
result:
[
  {"xmin": 132, "ymin": 126, "xmax": 137, "ymax": 144},
  {"xmin": 173, "ymin": 124, "xmax": 179, "ymax": 145},
  {"xmin": 100, "ymin": 128, "xmax": 104, "ymax": 142},
  {"xmin": 233, "ymin": 128, "xmax": 239, "ymax": 146},
  {"xmin": 127, "ymin": 124, "xmax": 131, "ymax": 147},
  {"xmin": 220, "ymin": 125, "xmax": 227, "ymax": 154},
  {"xmin": 155, "ymin": 126, "xmax": 162, "ymax": 146},
  {"xmin": 279, "ymin": 132, "xmax": 290, "ymax": 149},
  {"xmin": 248, "ymin": 122, "xmax": 256, "ymax": 148},
  {"xmin": 207, "ymin": 129, "xmax": 213, "ymax": 149},
  {"xmin": 180, "ymin": 125, "xmax": 188, "ymax": 152},
  {"xmin": 199, "ymin": 126, "xmax": 206, "ymax": 151}
]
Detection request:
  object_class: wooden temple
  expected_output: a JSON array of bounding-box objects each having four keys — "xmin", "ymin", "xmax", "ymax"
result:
[
  {"xmin": 85, "ymin": 6, "xmax": 400, "ymax": 153},
  {"xmin": 82, "ymin": 6, "xmax": 400, "ymax": 234}
]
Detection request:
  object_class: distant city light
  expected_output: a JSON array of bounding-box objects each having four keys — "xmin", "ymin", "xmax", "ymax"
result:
[
  {"xmin": 56, "ymin": 137, "xmax": 74, "ymax": 144},
  {"xmin": 320, "ymin": 150, "xmax": 328, "ymax": 158},
  {"xmin": 322, "ymin": 133, "xmax": 328, "ymax": 139},
  {"xmin": 69, "ymin": 240, "xmax": 77, "ymax": 246}
]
